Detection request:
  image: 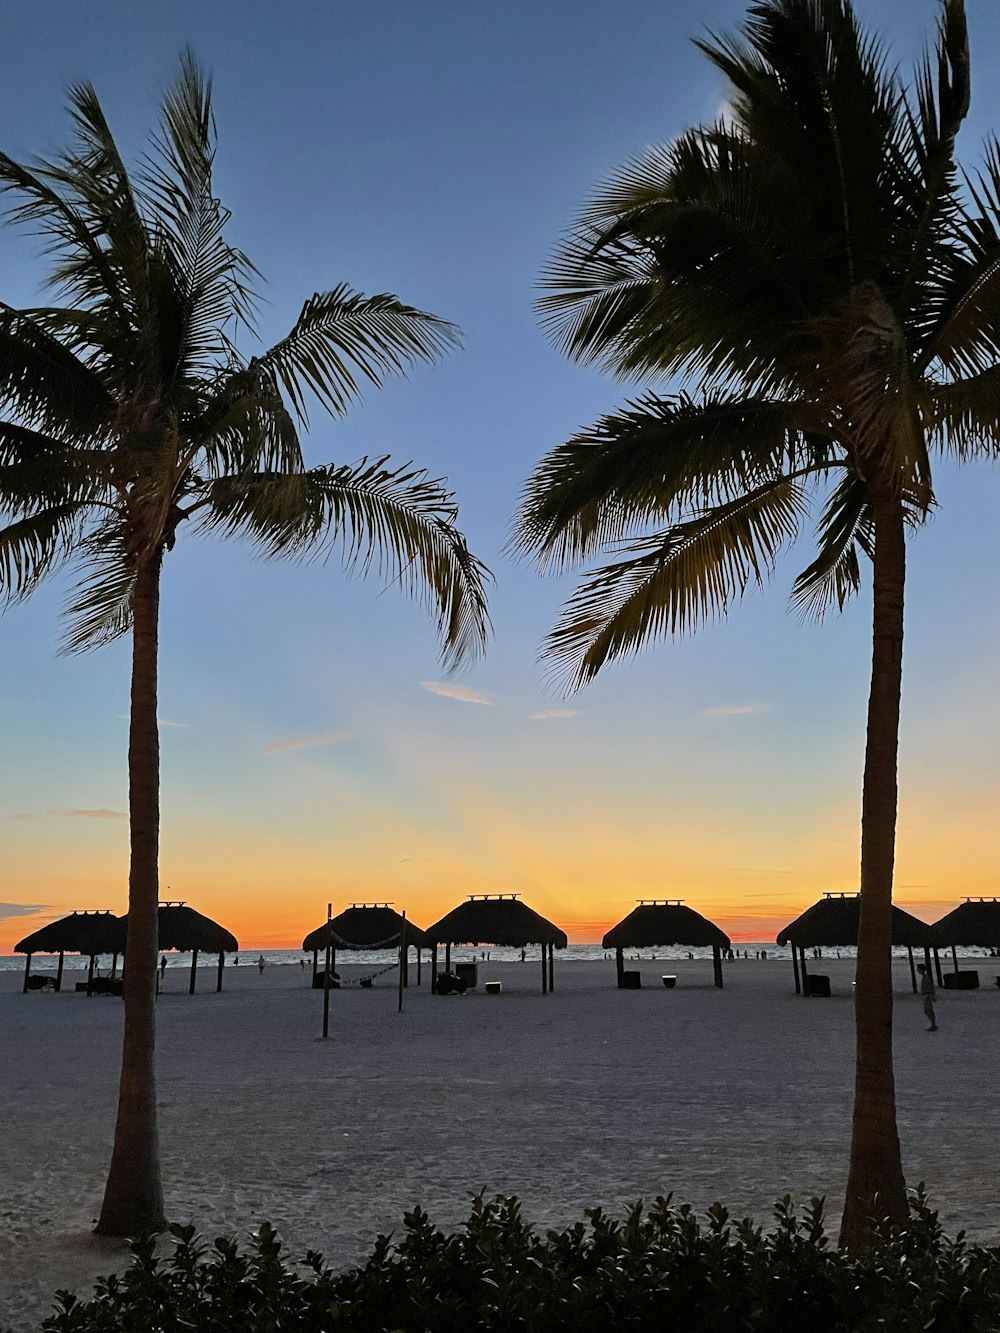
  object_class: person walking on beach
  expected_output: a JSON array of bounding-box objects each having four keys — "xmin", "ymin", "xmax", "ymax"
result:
[
  {"xmin": 257, "ymin": 954, "xmax": 265, "ymax": 975},
  {"xmin": 918, "ymin": 964, "xmax": 938, "ymax": 1031},
  {"xmin": 159, "ymin": 955, "xmax": 167, "ymax": 980}
]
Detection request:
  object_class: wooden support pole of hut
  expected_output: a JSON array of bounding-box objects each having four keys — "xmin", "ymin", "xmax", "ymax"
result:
[
  {"xmin": 397, "ymin": 911, "xmax": 406, "ymax": 1014},
  {"xmin": 951, "ymin": 944, "xmax": 959, "ymax": 974},
  {"xmin": 431, "ymin": 944, "xmax": 438, "ymax": 994},
  {"xmin": 548, "ymin": 942, "xmax": 555, "ymax": 992},
  {"xmin": 22, "ymin": 953, "xmax": 31, "ymax": 993},
  {"xmin": 933, "ymin": 946, "xmax": 943, "ymax": 987},
  {"xmin": 791, "ymin": 944, "xmax": 801, "ymax": 994},
  {"xmin": 312, "ymin": 948, "xmax": 319, "ymax": 985},
  {"xmin": 416, "ymin": 948, "xmax": 422, "ymax": 987},
  {"xmin": 799, "ymin": 946, "xmax": 809, "ymax": 995},
  {"xmin": 712, "ymin": 944, "xmax": 724, "ymax": 989},
  {"xmin": 541, "ymin": 945, "xmax": 548, "ymax": 994},
  {"xmin": 445, "ymin": 942, "xmax": 451, "ymax": 973},
  {"xmin": 189, "ymin": 949, "xmax": 199, "ymax": 995},
  {"xmin": 86, "ymin": 953, "xmax": 96, "ymax": 996},
  {"xmin": 616, "ymin": 946, "xmax": 625, "ymax": 989},
  {"xmin": 55, "ymin": 950, "xmax": 64, "ymax": 992},
  {"xmin": 216, "ymin": 951, "xmax": 225, "ymax": 993},
  {"xmin": 907, "ymin": 946, "xmax": 917, "ymax": 993},
  {"xmin": 923, "ymin": 945, "xmax": 933, "ymax": 986},
  {"xmin": 322, "ymin": 902, "xmax": 333, "ymax": 1040}
]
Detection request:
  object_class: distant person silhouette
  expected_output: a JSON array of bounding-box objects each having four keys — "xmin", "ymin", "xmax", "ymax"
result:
[
  {"xmin": 918, "ymin": 964, "xmax": 938, "ymax": 1031},
  {"xmin": 159, "ymin": 956, "xmax": 167, "ymax": 979},
  {"xmin": 257, "ymin": 954, "xmax": 265, "ymax": 975}
]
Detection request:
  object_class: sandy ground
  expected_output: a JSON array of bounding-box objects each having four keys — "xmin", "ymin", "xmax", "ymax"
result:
[{"xmin": 1, "ymin": 956, "xmax": 997, "ymax": 1330}]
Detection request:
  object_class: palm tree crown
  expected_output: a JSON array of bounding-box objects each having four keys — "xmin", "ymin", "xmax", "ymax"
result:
[
  {"xmin": 514, "ymin": 0, "xmax": 998, "ymax": 688},
  {"xmin": 0, "ymin": 51, "xmax": 490, "ymax": 661}
]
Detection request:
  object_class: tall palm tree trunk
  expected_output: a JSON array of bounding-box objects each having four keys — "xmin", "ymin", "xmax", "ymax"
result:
[
  {"xmin": 839, "ymin": 485, "xmax": 908, "ymax": 1250},
  {"xmin": 95, "ymin": 551, "xmax": 166, "ymax": 1236}
]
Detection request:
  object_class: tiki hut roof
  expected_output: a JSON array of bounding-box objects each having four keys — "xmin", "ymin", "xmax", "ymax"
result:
[
  {"xmin": 776, "ymin": 893, "xmax": 933, "ymax": 948},
  {"xmin": 15, "ymin": 910, "xmax": 125, "ymax": 956},
  {"xmin": 118, "ymin": 902, "xmax": 238, "ymax": 953},
  {"xmin": 932, "ymin": 898, "xmax": 1000, "ymax": 948},
  {"xmin": 427, "ymin": 895, "xmax": 567, "ymax": 948},
  {"xmin": 602, "ymin": 900, "xmax": 730, "ymax": 950},
  {"xmin": 302, "ymin": 904, "xmax": 428, "ymax": 952}
]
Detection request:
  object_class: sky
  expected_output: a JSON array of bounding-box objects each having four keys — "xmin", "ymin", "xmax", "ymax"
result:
[{"xmin": 2, "ymin": 0, "xmax": 999, "ymax": 951}]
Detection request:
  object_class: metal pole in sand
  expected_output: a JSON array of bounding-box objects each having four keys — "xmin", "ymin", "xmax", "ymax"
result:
[
  {"xmin": 398, "ymin": 911, "xmax": 406, "ymax": 1014},
  {"xmin": 322, "ymin": 901, "xmax": 332, "ymax": 1040}
]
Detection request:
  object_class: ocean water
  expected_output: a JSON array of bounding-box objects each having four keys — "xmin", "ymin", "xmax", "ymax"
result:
[{"xmin": 1, "ymin": 942, "xmax": 993, "ymax": 971}]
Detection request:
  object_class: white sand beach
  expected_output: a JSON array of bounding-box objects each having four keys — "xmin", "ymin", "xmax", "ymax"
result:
[{"xmin": 1, "ymin": 956, "xmax": 997, "ymax": 1330}]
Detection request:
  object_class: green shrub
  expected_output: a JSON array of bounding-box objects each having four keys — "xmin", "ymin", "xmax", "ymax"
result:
[{"xmin": 39, "ymin": 1189, "xmax": 1000, "ymax": 1332}]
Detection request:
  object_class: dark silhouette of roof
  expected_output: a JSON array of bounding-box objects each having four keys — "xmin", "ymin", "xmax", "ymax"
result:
[
  {"xmin": 776, "ymin": 893, "xmax": 933, "ymax": 948},
  {"xmin": 602, "ymin": 900, "xmax": 730, "ymax": 950},
  {"xmin": 302, "ymin": 904, "xmax": 428, "ymax": 952},
  {"xmin": 933, "ymin": 898, "xmax": 1000, "ymax": 947},
  {"xmin": 117, "ymin": 902, "xmax": 238, "ymax": 953},
  {"xmin": 15, "ymin": 910, "xmax": 125, "ymax": 956},
  {"xmin": 427, "ymin": 895, "xmax": 567, "ymax": 948}
]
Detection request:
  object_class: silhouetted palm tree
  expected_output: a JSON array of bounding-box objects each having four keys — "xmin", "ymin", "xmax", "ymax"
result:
[
  {"xmin": 515, "ymin": 0, "xmax": 1000, "ymax": 1248},
  {"xmin": 0, "ymin": 53, "xmax": 489, "ymax": 1237}
]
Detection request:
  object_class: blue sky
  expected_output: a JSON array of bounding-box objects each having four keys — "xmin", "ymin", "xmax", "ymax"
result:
[{"xmin": 2, "ymin": 0, "xmax": 999, "ymax": 946}]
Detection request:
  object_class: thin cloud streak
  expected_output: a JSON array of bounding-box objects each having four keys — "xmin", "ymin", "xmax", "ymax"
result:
[
  {"xmin": 7, "ymin": 812, "xmax": 41, "ymax": 821},
  {"xmin": 703, "ymin": 703, "xmax": 770, "ymax": 718},
  {"xmin": 0, "ymin": 902, "xmax": 51, "ymax": 921},
  {"xmin": 529, "ymin": 709, "xmax": 580, "ymax": 720},
  {"xmin": 58, "ymin": 808, "xmax": 128, "ymax": 821},
  {"xmin": 263, "ymin": 728, "xmax": 350, "ymax": 755},
  {"xmin": 116, "ymin": 714, "xmax": 189, "ymax": 728},
  {"xmin": 420, "ymin": 681, "xmax": 493, "ymax": 706}
]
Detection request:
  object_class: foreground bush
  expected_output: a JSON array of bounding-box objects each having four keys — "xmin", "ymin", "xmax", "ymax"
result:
[{"xmin": 41, "ymin": 1191, "xmax": 1000, "ymax": 1332}]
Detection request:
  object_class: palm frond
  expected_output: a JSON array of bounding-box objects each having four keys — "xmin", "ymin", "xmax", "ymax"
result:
[
  {"xmin": 195, "ymin": 458, "xmax": 490, "ymax": 667},
  {"xmin": 927, "ymin": 364, "xmax": 1000, "ymax": 460},
  {"xmin": 0, "ymin": 305, "xmax": 112, "ymax": 438},
  {"xmin": 542, "ymin": 476, "xmax": 808, "ymax": 690},
  {"xmin": 0, "ymin": 502, "xmax": 83, "ymax": 604},
  {"xmin": 512, "ymin": 393, "xmax": 810, "ymax": 569},
  {"xmin": 258, "ymin": 287, "xmax": 460, "ymax": 424},
  {"xmin": 790, "ymin": 472, "xmax": 871, "ymax": 619},
  {"xmin": 61, "ymin": 524, "xmax": 134, "ymax": 653}
]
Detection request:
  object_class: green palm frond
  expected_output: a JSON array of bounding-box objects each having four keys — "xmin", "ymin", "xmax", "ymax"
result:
[
  {"xmin": 543, "ymin": 476, "xmax": 809, "ymax": 690},
  {"xmin": 259, "ymin": 286, "xmax": 460, "ymax": 424},
  {"xmin": 197, "ymin": 458, "xmax": 491, "ymax": 667},
  {"xmin": 61, "ymin": 524, "xmax": 134, "ymax": 653},
  {"xmin": 927, "ymin": 364, "xmax": 1000, "ymax": 459},
  {"xmin": 789, "ymin": 473, "xmax": 871, "ymax": 619},
  {"xmin": 0, "ymin": 502, "xmax": 84, "ymax": 604},
  {"xmin": 513, "ymin": 394, "xmax": 814, "ymax": 570},
  {"xmin": 0, "ymin": 305, "xmax": 112, "ymax": 438},
  {"xmin": 188, "ymin": 361, "xmax": 303, "ymax": 477}
]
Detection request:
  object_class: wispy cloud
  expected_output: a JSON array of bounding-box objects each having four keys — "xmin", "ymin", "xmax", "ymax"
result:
[
  {"xmin": 420, "ymin": 681, "xmax": 493, "ymax": 706},
  {"xmin": 58, "ymin": 808, "xmax": 128, "ymax": 821},
  {"xmin": 529, "ymin": 709, "xmax": 580, "ymax": 720},
  {"xmin": 263, "ymin": 728, "xmax": 350, "ymax": 755},
  {"xmin": 7, "ymin": 812, "xmax": 41, "ymax": 821},
  {"xmin": 703, "ymin": 703, "xmax": 770, "ymax": 718},
  {"xmin": 0, "ymin": 901, "xmax": 51, "ymax": 921}
]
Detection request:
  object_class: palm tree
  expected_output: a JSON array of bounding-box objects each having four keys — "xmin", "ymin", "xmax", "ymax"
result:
[
  {"xmin": 0, "ymin": 53, "xmax": 489, "ymax": 1237},
  {"xmin": 514, "ymin": 0, "xmax": 1000, "ymax": 1248}
]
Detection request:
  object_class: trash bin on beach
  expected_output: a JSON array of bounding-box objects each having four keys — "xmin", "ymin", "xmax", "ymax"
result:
[
  {"xmin": 455, "ymin": 961, "xmax": 478, "ymax": 989},
  {"xmin": 805, "ymin": 974, "xmax": 831, "ymax": 997},
  {"xmin": 622, "ymin": 971, "xmax": 641, "ymax": 990},
  {"xmin": 661, "ymin": 975, "xmax": 677, "ymax": 988}
]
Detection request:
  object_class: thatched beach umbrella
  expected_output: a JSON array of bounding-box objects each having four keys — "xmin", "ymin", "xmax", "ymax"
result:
[
  {"xmin": 776, "ymin": 892, "xmax": 934, "ymax": 994},
  {"xmin": 426, "ymin": 894, "xmax": 568, "ymax": 993},
  {"xmin": 120, "ymin": 902, "xmax": 238, "ymax": 994},
  {"xmin": 933, "ymin": 897, "xmax": 1000, "ymax": 976},
  {"xmin": 15, "ymin": 910, "xmax": 126, "ymax": 994},
  {"xmin": 602, "ymin": 900, "xmax": 731, "ymax": 988},
  {"xmin": 302, "ymin": 903, "xmax": 429, "ymax": 987}
]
